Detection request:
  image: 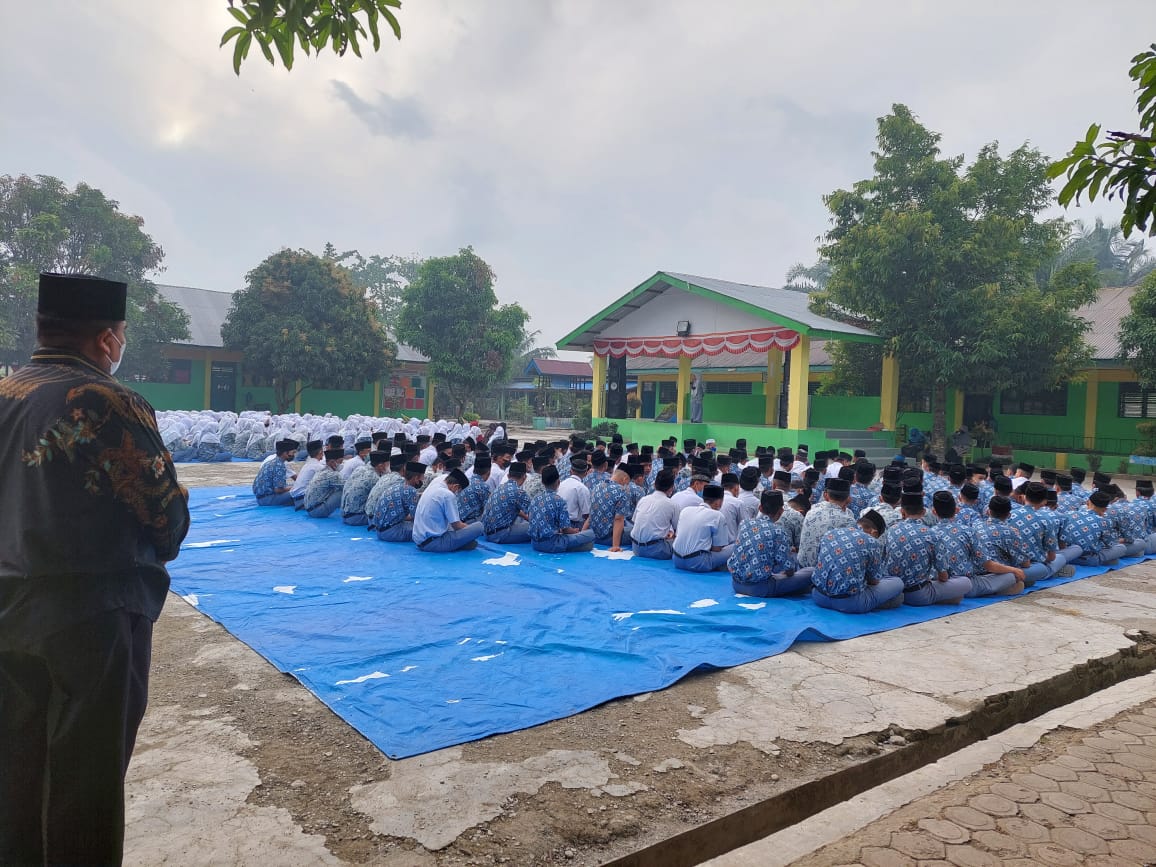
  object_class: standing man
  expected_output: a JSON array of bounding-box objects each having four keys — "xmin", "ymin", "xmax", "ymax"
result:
[{"xmin": 0, "ymin": 273, "xmax": 191, "ymax": 865}]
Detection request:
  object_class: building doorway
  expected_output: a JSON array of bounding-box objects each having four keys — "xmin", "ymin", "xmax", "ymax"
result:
[{"xmin": 210, "ymin": 362, "xmax": 237, "ymax": 411}]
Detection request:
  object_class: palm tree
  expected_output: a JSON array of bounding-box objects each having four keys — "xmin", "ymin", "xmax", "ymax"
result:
[{"xmin": 1043, "ymin": 218, "xmax": 1156, "ymax": 287}]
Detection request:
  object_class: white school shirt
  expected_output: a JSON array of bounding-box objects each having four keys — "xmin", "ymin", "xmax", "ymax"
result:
[
  {"xmin": 719, "ymin": 492, "xmax": 744, "ymax": 545},
  {"xmin": 418, "ymin": 445, "xmax": 437, "ymax": 465},
  {"xmin": 290, "ymin": 457, "xmax": 322, "ymax": 497},
  {"xmin": 672, "ymin": 504, "xmax": 724, "ymax": 557},
  {"xmin": 630, "ymin": 491, "xmax": 678, "ymax": 544},
  {"xmin": 339, "ymin": 456, "xmax": 364, "ymax": 481},
  {"xmin": 669, "ymin": 488, "xmax": 702, "ymax": 530},
  {"xmin": 558, "ymin": 477, "xmax": 592, "ymax": 522},
  {"xmin": 412, "ymin": 485, "xmax": 461, "ymax": 544}
]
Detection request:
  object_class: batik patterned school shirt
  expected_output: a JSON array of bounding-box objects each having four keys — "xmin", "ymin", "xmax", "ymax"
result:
[
  {"xmin": 849, "ymin": 483, "xmax": 874, "ymax": 518},
  {"xmin": 673, "ymin": 468, "xmax": 693, "ymax": 493},
  {"xmin": 775, "ymin": 506, "xmax": 804, "ymax": 550},
  {"xmin": 252, "ymin": 457, "xmax": 289, "ymax": 498},
  {"xmin": 871, "ymin": 501, "xmax": 903, "ymax": 529},
  {"xmin": 933, "ymin": 518, "xmax": 984, "ymax": 577},
  {"xmin": 340, "ymin": 464, "xmax": 379, "ymax": 516},
  {"xmin": 555, "ymin": 452, "xmax": 572, "ymax": 482},
  {"xmin": 1008, "ymin": 507, "xmax": 1058, "ymax": 563},
  {"xmin": 303, "ymin": 467, "xmax": 343, "ymax": 511},
  {"xmin": 810, "ymin": 476, "xmax": 827, "ymax": 505},
  {"xmin": 583, "ymin": 469, "xmax": 611, "ymax": 492},
  {"xmin": 1138, "ymin": 497, "xmax": 1156, "ymax": 533},
  {"xmin": 884, "ymin": 518, "xmax": 946, "ymax": 589},
  {"xmin": 522, "ymin": 471, "xmax": 544, "ymax": 500},
  {"xmin": 977, "ymin": 480, "xmax": 995, "ymax": 511},
  {"xmin": 1108, "ymin": 500, "xmax": 1145, "ymax": 544},
  {"xmin": 955, "ymin": 506, "xmax": 982, "ymax": 529},
  {"xmin": 365, "ymin": 472, "xmax": 401, "ymax": 521},
  {"xmin": 645, "ymin": 462, "xmax": 661, "ymax": 493},
  {"xmin": 974, "ymin": 520, "xmax": 1031, "ymax": 568},
  {"xmin": 372, "ymin": 482, "xmax": 418, "ymax": 530},
  {"xmin": 627, "ymin": 481, "xmax": 646, "ymax": 515},
  {"xmin": 1058, "ymin": 491, "xmax": 1085, "ymax": 513},
  {"xmin": 812, "ymin": 526, "xmax": 884, "ymax": 597},
  {"xmin": 728, "ymin": 515, "xmax": 797, "ymax": 585},
  {"xmin": 797, "ymin": 501, "xmax": 856, "ymax": 568},
  {"xmin": 1058, "ymin": 509, "xmax": 1117, "ymax": 553},
  {"xmin": 589, "ymin": 482, "xmax": 632, "ymax": 541},
  {"xmin": 482, "ymin": 480, "xmax": 530, "ymax": 534},
  {"xmin": 528, "ymin": 490, "xmax": 572, "ymax": 542},
  {"xmin": 456, "ymin": 475, "xmax": 491, "ymax": 523}
]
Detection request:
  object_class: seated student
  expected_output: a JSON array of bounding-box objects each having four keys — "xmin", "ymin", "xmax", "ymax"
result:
[
  {"xmin": 736, "ymin": 466, "xmax": 762, "ymax": 521},
  {"xmin": 559, "ymin": 457, "xmax": 593, "ymax": 528},
  {"xmin": 630, "ymin": 469, "xmax": 678, "ymax": 559},
  {"xmin": 1105, "ymin": 484, "xmax": 1149, "ymax": 559},
  {"xmin": 1005, "ymin": 481, "xmax": 1069, "ymax": 579},
  {"xmin": 973, "ymin": 494, "xmax": 1046, "ymax": 586},
  {"xmin": 365, "ymin": 453, "xmax": 406, "ymax": 525},
  {"xmin": 931, "ymin": 491, "xmax": 1023, "ymax": 597},
  {"xmin": 290, "ymin": 439, "xmax": 325, "ymax": 508},
  {"xmin": 252, "ymin": 438, "xmax": 299, "ymax": 506},
  {"xmin": 303, "ymin": 448, "xmax": 346, "ymax": 518},
  {"xmin": 728, "ymin": 491, "xmax": 808, "ymax": 596},
  {"xmin": 1055, "ymin": 474, "xmax": 1084, "ymax": 513},
  {"xmin": 1134, "ymin": 480, "xmax": 1156, "ymax": 554},
  {"xmin": 456, "ymin": 456, "xmax": 492, "ymax": 523},
  {"xmin": 340, "ymin": 437, "xmax": 373, "ymax": 481},
  {"xmin": 670, "ymin": 468, "xmax": 711, "ymax": 528},
  {"xmin": 373, "ymin": 461, "xmax": 425, "ymax": 542},
  {"xmin": 849, "ymin": 463, "xmax": 876, "ymax": 518},
  {"xmin": 483, "ymin": 461, "xmax": 532, "ymax": 544},
  {"xmin": 887, "ymin": 492, "xmax": 972, "ymax": 605},
  {"xmin": 341, "ymin": 449, "xmax": 389, "ymax": 525},
  {"xmin": 872, "ymin": 481, "xmax": 903, "ymax": 529},
  {"xmin": 529, "ymin": 466, "xmax": 596, "ymax": 553},
  {"xmin": 811, "ymin": 509, "xmax": 905, "ymax": 613},
  {"xmin": 1060, "ymin": 490, "xmax": 1128, "ymax": 566},
  {"xmin": 413, "ymin": 468, "xmax": 484, "ymax": 552},
  {"xmin": 672, "ymin": 484, "xmax": 733, "ymax": 572},
  {"xmin": 797, "ymin": 477, "xmax": 857, "ymax": 570},
  {"xmin": 589, "ymin": 463, "xmax": 634, "ymax": 551}
]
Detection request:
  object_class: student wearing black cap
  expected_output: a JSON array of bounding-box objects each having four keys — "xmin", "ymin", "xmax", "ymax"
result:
[
  {"xmin": 373, "ymin": 462, "xmax": 426, "ymax": 542},
  {"xmin": 1061, "ymin": 491, "xmax": 1127, "ymax": 566},
  {"xmin": 412, "ymin": 468, "xmax": 484, "ymax": 552},
  {"xmin": 811, "ymin": 509, "xmax": 905, "ymax": 613},
  {"xmin": 253, "ymin": 438, "xmax": 300, "ymax": 505},
  {"xmin": 366, "ymin": 453, "xmax": 407, "ymax": 523},
  {"xmin": 736, "ymin": 466, "xmax": 762, "ymax": 522},
  {"xmin": 672, "ymin": 485, "xmax": 734, "ymax": 571},
  {"xmin": 589, "ymin": 464, "xmax": 634, "ymax": 550},
  {"xmin": 304, "ymin": 448, "xmax": 347, "ymax": 518},
  {"xmin": 1105, "ymin": 485, "xmax": 1148, "ymax": 559},
  {"xmin": 290, "ymin": 439, "xmax": 326, "ymax": 507},
  {"xmin": 1135, "ymin": 480, "xmax": 1156, "ymax": 554},
  {"xmin": 456, "ymin": 456, "xmax": 492, "ymax": 523},
  {"xmin": 728, "ymin": 491, "xmax": 809, "ymax": 596},
  {"xmin": 973, "ymin": 496, "xmax": 1045, "ymax": 587},
  {"xmin": 482, "ymin": 462, "xmax": 533, "ymax": 544},
  {"xmin": 1069, "ymin": 466, "xmax": 1091, "ymax": 500},
  {"xmin": 930, "ymin": 491, "xmax": 1022, "ymax": 597},
  {"xmin": 796, "ymin": 477, "xmax": 857, "ymax": 570},
  {"xmin": 630, "ymin": 470, "xmax": 679, "ymax": 559},
  {"xmin": 341, "ymin": 437, "xmax": 374, "ymax": 481},
  {"xmin": 341, "ymin": 450, "xmax": 390, "ymax": 525},
  {"xmin": 0, "ymin": 273, "xmax": 191, "ymax": 864},
  {"xmin": 887, "ymin": 492, "xmax": 972, "ymax": 605},
  {"xmin": 528, "ymin": 466, "xmax": 596, "ymax": 553}
]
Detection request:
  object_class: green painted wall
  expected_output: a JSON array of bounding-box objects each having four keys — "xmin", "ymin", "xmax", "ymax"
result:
[
  {"xmin": 1093, "ymin": 383, "xmax": 1146, "ymax": 450},
  {"xmin": 300, "ymin": 385, "xmax": 376, "ymax": 417},
  {"xmin": 810, "ymin": 396, "xmax": 879, "ymax": 430},
  {"xmin": 702, "ymin": 394, "xmax": 766, "ymax": 425},
  {"xmin": 133, "ymin": 378, "xmax": 204, "ymax": 411},
  {"xmin": 239, "ymin": 385, "xmax": 278, "ymax": 412},
  {"xmin": 993, "ymin": 382, "xmax": 1086, "ymax": 443}
]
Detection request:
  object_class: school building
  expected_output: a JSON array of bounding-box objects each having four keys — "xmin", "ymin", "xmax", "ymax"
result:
[
  {"xmin": 558, "ymin": 272, "xmax": 1154, "ymax": 472},
  {"xmin": 131, "ymin": 284, "xmax": 432, "ymax": 417}
]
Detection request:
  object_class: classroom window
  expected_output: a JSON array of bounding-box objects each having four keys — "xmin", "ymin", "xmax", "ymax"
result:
[
  {"xmin": 167, "ymin": 359, "xmax": 192, "ymax": 384},
  {"xmin": 658, "ymin": 381, "xmax": 678, "ymax": 404},
  {"xmin": 899, "ymin": 391, "xmax": 932, "ymax": 413},
  {"xmin": 1118, "ymin": 382, "xmax": 1156, "ymax": 419},
  {"xmin": 705, "ymin": 381, "xmax": 753, "ymax": 395},
  {"xmin": 999, "ymin": 386, "xmax": 1068, "ymax": 416}
]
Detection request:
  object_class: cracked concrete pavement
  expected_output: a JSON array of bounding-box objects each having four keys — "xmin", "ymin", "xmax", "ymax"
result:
[{"xmin": 122, "ymin": 463, "xmax": 1156, "ymax": 865}]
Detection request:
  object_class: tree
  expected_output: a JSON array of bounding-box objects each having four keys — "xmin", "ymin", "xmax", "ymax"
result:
[
  {"xmin": 1050, "ymin": 44, "xmax": 1156, "ymax": 239},
  {"xmin": 1041, "ymin": 218, "xmax": 1155, "ymax": 287},
  {"xmin": 221, "ymin": 249, "xmax": 395, "ymax": 412},
  {"xmin": 781, "ymin": 260, "xmax": 831, "ymax": 293},
  {"xmin": 812, "ymin": 105, "xmax": 1098, "ymax": 447},
  {"xmin": 222, "ymin": 0, "xmax": 402, "ymax": 75},
  {"xmin": 396, "ymin": 247, "xmax": 529, "ymax": 418},
  {"xmin": 0, "ymin": 174, "xmax": 189, "ymax": 381},
  {"xmin": 320, "ymin": 243, "xmax": 421, "ymax": 331},
  {"xmin": 1119, "ymin": 270, "xmax": 1156, "ymax": 388}
]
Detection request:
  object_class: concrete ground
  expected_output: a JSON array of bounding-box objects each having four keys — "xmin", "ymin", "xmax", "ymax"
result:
[{"xmin": 122, "ymin": 461, "xmax": 1156, "ymax": 866}]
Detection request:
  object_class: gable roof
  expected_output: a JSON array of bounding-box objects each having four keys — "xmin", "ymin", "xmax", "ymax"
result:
[
  {"xmin": 155, "ymin": 282, "xmax": 427, "ymax": 363},
  {"xmin": 526, "ymin": 358, "xmax": 592, "ymax": 377},
  {"xmin": 557, "ymin": 270, "xmax": 879, "ymax": 351},
  {"xmin": 1078, "ymin": 285, "xmax": 1136, "ymax": 361}
]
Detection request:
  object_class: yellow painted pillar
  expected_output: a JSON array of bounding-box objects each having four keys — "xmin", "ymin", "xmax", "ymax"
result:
[
  {"xmin": 634, "ymin": 378, "xmax": 643, "ymax": 419},
  {"xmin": 591, "ymin": 354, "xmax": 606, "ymax": 419},
  {"xmin": 953, "ymin": 390, "xmax": 963, "ymax": 432},
  {"xmin": 294, "ymin": 379, "xmax": 303, "ymax": 414},
  {"xmin": 373, "ymin": 379, "xmax": 382, "ymax": 416},
  {"xmin": 765, "ymin": 349, "xmax": 783, "ymax": 426},
  {"xmin": 1083, "ymin": 377, "xmax": 1098, "ymax": 451},
  {"xmin": 676, "ymin": 354, "xmax": 691, "ymax": 424},
  {"xmin": 202, "ymin": 354, "xmax": 213, "ymax": 410},
  {"xmin": 786, "ymin": 335, "xmax": 811, "ymax": 431},
  {"xmin": 426, "ymin": 377, "xmax": 435, "ymax": 419},
  {"xmin": 879, "ymin": 352, "xmax": 899, "ymax": 430},
  {"xmin": 1055, "ymin": 452, "xmax": 1069, "ymax": 470}
]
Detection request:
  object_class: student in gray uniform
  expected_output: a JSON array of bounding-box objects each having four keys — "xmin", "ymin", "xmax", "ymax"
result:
[
  {"xmin": 672, "ymin": 484, "xmax": 734, "ymax": 572},
  {"xmin": 630, "ymin": 470, "xmax": 678, "ymax": 559},
  {"xmin": 303, "ymin": 448, "xmax": 346, "ymax": 518},
  {"xmin": 887, "ymin": 492, "xmax": 972, "ymax": 605}
]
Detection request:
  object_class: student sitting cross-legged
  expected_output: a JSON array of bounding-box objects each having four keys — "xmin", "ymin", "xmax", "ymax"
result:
[
  {"xmin": 528, "ymin": 466, "xmax": 596, "ymax": 554},
  {"xmin": 412, "ymin": 468, "xmax": 484, "ymax": 553},
  {"xmin": 888, "ymin": 492, "xmax": 972, "ymax": 605},
  {"xmin": 930, "ymin": 491, "xmax": 1023, "ymax": 598},
  {"xmin": 629, "ymin": 469, "xmax": 679, "ymax": 559},
  {"xmin": 672, "ymin": 484, "xmax": 734, "ymax": 572},
  {"xmin": 1062, "ymin": 491, "xmax": 1128, "ymax": 566},
  {"xmin": 373, "ymin": 461, "xmax": 425, "ymax": 543},
  {"xmin": 482, "ymin": 461, "xmax": 533, "ymax": 544},
  {"xmin": 810, "ymin": 509, "xmax": 905, "ymax": 613},
  {"xmin": 728, "ymin": 491, "xmax": 809, "ymax": 597}
]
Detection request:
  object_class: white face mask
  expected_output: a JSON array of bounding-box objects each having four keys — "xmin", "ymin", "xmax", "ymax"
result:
[{"xmin": 106, "ymin": 331, "xmax": 126, "ymax": 375}]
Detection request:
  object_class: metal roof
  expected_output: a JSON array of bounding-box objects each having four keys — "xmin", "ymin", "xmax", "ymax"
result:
[
  {"xmin": 1077, "ymin": 285, "xmax": 1136, "ymax": 361},
  {"xmin": 154, "ymin": 282, "xmax": 427, "ymax": 362},
  {"xmin": 527, "ymin": 359, "xmax": 592, "ymax": 377},
  {"xmin": 556, "ymin": 271, "xmax": 878, "ymax": 352}
]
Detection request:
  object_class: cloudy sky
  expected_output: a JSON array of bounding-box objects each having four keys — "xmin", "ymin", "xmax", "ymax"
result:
[{"xmin": 2, "ymin": 2, "xmax": 1154, "ymax": 358}]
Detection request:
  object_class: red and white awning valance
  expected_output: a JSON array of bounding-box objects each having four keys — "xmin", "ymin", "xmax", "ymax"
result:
[{"xmin": 593, "ymin": 327, "xmax": 800, "ymax": 359}]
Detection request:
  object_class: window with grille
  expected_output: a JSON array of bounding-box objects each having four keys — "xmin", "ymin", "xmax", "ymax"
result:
[
  {"xmin": 1119, "ymin": 382, "xmax": 1156, "ymax": 418},
  {"xmin": 999, "ymin": 386, "xmax": 1068, "ymax": 416},
  {"xmin": 658, "ymin": 381, "xmax": 678, "ymax": 404},
  {"xmin": 705, "ymin": 381, "xmax": 753, "ymax": 395}
]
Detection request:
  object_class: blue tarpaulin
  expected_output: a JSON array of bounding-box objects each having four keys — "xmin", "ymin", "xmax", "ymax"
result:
[{"xmin": 169, "ymin": 486, "xmax": 1155, "ymax": 758}]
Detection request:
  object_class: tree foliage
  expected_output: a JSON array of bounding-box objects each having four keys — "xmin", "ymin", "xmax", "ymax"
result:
[
  {"xmin": 0, "ymin": 174, "xmax": 189, "ymax": 380},
  {"xmin": 812, "ymin": 105, "xmax": 1098, "ymax": 445},
  {"xmin": 1049, "ymin": 44, "xmax": 1156, "ymax": 238},
  {"xmin": 1042, "ymin": 218, "xmax": 1155, "ymax": 287},
  {"xmin": 222, "ymin": 0, "xmax": 402, "ymax": 75},
  {"xmin": 1119, "ymin": 270, "xmax": 1156, "ymax": 388},
  {"xmin": 781, "ymin": 260, "xmax": 831, "ymax": 294},
  {"xmin": 221, "ymin": 249, "xmax": 395, "ymax": 412},
  {"xmin": 320, "ymin": 242, "xmax": 420, "ymax": 331},
  {"xmin": 396, "ymin": 247, "xmax": 529, "ymax": 418}
]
